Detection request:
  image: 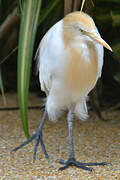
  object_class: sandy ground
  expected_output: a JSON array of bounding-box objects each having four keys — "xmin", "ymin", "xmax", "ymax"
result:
[{"xmin": 0, "ymin": 93, "xmax": 120, "ymax": 179}]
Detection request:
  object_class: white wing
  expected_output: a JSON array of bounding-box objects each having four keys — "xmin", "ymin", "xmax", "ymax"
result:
[{"xmin": 36, "ymin": 20, "xmax": 64, "ymax": 95}]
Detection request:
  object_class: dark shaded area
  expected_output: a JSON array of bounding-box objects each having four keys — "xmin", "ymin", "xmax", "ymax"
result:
[{"xmin": 0, "ymin": 0, "xmax": 120, "ymax": 108}]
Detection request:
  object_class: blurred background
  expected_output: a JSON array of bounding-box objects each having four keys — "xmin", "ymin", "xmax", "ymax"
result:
[
  {"xmin": 0, "ymin": 0, "xmax": 120, "ymax": 121},
  {"xmin": 1, "ymin": 1, "xmax": 120, "ymax": 178}
]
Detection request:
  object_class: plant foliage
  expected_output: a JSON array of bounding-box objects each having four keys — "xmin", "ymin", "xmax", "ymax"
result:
[{"xmin": 17, "ymin": 0, "xmax": 42, "ymax": 137}]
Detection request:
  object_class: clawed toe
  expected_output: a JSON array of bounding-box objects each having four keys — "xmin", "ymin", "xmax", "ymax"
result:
[
  {"xmin": 12, "ymin": 108, "xmax": 108, "ymax": 172},
  {"xmin": 33, "ymin": 130, "xmax": 49, "ymax": 161},
  {"xmin": 58, "ymin": 158, "xmax": 107, "ymax": 171},
  {"xmin": 12, "ymin": 110, "xmax": 49, "ymax": 162},
  {"xmin": 58, "ymin": 159, "xmax": 67, "ymax": 164}
]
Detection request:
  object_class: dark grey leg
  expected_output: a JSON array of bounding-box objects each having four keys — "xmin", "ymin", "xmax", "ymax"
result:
[
  {"xmin": 33, "ymin": 109, "xmax": 49, "ymax": 161},
  {"xmin": 59, "ymin": 106, "xmax": 107, "ymax": 171},
  {"xmin": 11, "ymin": 109, "xmax": 49, "ymax": 161},
  {"xmin": 68, "ymin": 106, "xmax": 75, "ymax": 159}
]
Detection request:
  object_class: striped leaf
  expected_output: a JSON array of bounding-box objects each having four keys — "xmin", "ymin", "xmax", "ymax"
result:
[{"xmin": 17, "ymin": 0, "xmax": 42, "ymax": 137}]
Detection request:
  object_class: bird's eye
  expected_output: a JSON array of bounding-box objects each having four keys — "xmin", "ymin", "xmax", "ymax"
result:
[{"xmin": 81, "ymin": 29, "xmax": 84, "ymax": 33}]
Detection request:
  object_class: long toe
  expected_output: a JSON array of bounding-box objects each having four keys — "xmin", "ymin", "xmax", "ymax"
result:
[
  {"xmin": 33, "ymin": 130, "xmax": 49, "ymax": 162},
  {"xmin": 58, "ymin": 159, "xmax": 67, "ymax": 164},
  {"xmin": 33, "ymin": 134, "xmax": 40, "ymax": 161},
  {"xmin": 11, "ymin": 134, "xmax": 36, "ymax": 152},
  {"xmin": 75, "ymin": 161, "xmax": 108, "ymax": 167},
  {"xmin": 58, "ymin": 158, "xmax": 107, "ymax": 171},
  {"xmin": 39, "ymin": 134, "xmax": 49, "ymax": 161}
]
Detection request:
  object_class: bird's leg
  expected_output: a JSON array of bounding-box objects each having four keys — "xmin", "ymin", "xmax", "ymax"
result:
[
  {"xmin": 33, "ymin": 109, "xmax": 49, "ymax": 161},
  {"xmin": 68, "ymin": 106, "xmax": 75, "ymax": 159},
  {"xmin": 58, "ymin": 106, "xmax": 107, "ymax": 171},
  {"xmin": 11, "ymin": 109, "xmax": 49, "ymax": 161}
]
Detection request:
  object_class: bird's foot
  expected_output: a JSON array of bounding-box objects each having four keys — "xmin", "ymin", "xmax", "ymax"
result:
[
  {"xmin": 58, "ymin": 157, "xmax": 107, "ymax": 171},
  {"xmin": 11, "ymin": 133, "xmax": 36, "ymax": 152},
  {"xmin": 33, "ymin": 129, "xmax": 49, "ymax": 161},
  {"xmin": 11, "ymin": 109, "xmax": 49, "ymax": 161},
  {"xmin": 11, "ymin": 130, "xmax": 49, "ymax": 162}
]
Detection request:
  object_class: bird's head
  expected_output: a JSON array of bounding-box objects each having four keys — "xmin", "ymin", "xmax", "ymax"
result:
[{"xmin": 63, "ymin": 12, "xmax": 112, "ymax": 51}]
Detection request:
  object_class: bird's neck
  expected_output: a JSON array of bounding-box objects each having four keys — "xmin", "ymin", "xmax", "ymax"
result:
[
  {"xmin": 62, "ymin": 23, "xmax": 89, "ymax": 48},
  {"xmin": 62, "ymin": 26, "xmax": 77, "ymax": 48}
]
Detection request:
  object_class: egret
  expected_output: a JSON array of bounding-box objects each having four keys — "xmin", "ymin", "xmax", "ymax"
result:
[{"xmin": 12, "ymin": 12, "xmax": 112, "ymax": 171}]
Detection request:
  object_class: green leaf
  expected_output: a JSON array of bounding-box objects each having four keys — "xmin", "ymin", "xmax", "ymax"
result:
[
  {"xmin": 17, "ymin": 0, "xmax": 42, "ymax": 138},
  {"xmin": 114, "ymin": 73, "xmax": 120, "ymax": 84},
  {"xmin": 80, "ymin": 0, "xmax": 86, "ymax": 12},
  {"xmin": 111, "ymin": 12, "xmax": 120, "ymax": 27},
  {"xmin": 0, "ymin": 46, "xmax": 18, "ymax": 65},
  {"xmin": 17, "ymin": 0, "xmax": 23, "ymax": 14},
  {"xmin": 0, "ymin": 68, "xmax": 6, "ymax": 105},
  {"xmin": 38, "ymin": 0, "xmax": 61, "ymax": 25},
  {"xmin": 112, "ymin": 42, "xmax": 120, "ymax": 56}
]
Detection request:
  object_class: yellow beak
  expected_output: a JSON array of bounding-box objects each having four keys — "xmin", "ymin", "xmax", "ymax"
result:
[{"xmin": 88, "ymin": 32, "xmax": 113, "ymax": 52}]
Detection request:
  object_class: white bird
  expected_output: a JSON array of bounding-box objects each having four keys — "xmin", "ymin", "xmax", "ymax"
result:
[{"xmin": 12, "ymin": 11, "xmax": 112, "ymax": 171}]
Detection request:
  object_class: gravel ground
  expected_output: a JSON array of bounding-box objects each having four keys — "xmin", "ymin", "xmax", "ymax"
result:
[{"xmin": 0, "ymin": 93, "xmax": 120, "ymax": 179}]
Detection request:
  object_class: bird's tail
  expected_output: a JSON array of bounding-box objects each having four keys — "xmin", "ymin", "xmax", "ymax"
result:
[{"xmin": 75, "ymin": 100, "xmax": 88, "ymax": 121}]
